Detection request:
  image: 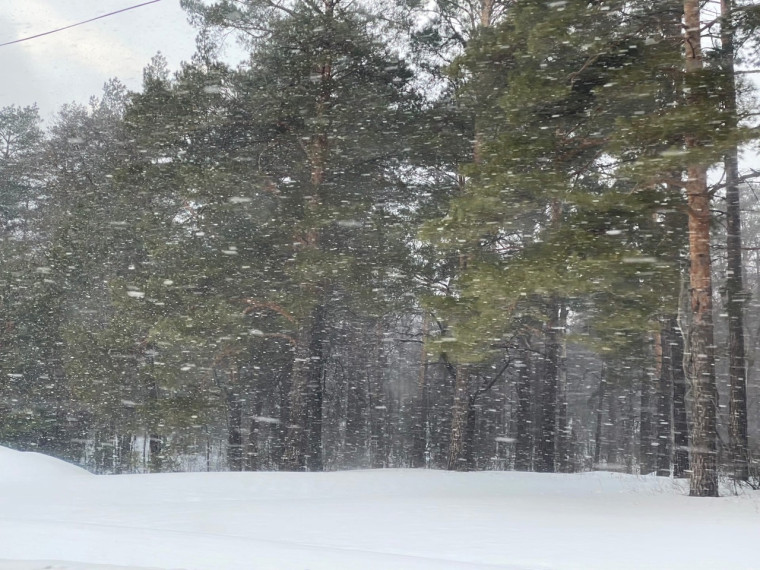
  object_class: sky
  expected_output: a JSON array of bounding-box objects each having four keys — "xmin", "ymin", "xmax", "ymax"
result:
[{"xmin": 0, "ymin": 0, "xmax": 222, "ymax": 121}]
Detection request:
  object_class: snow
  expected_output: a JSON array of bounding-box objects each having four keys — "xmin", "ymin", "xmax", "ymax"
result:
[
  {"xmin": 0, "ymin": 446, "xmax": 91, "ymax": 482},
  {"xmin": 0, "ymin": 447, "xmax": 758, "ymax": 570}
]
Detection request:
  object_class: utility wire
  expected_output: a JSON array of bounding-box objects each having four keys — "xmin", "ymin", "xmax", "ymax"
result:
[{"xmin": 0, "ymin": 0, "xmax": 163, "ymax": 48}]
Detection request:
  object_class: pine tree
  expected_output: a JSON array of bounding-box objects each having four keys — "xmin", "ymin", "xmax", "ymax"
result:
[
  {"xmin": 681, "ymin": 0, "xmax": 718, "ymax": 497},
  {"xmin": 721, "ymin": 0, "xmax": 750, "ymax": 483},
  {"xmin": 180, "ymin": 0, "xmax": 423, "ymax": 470}
]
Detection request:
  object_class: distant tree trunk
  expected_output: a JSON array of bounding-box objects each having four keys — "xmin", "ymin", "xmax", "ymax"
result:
[
  {"xmin": 274, "ymin": 363, "xmax": 291, "ymax": 469},
  {"xmin": 345, "ymin": 330, "xmax": 366, "ymax": 466},
  {"xmin": 246, "ymin": 394, "xmax": 264, "ymax": 471},
  {"xmin": 429, "ymin": 359, "xmax": 453, "ymax": 469},
  {"xmin": 607, "ymin": 387, "xmax": 619, "ymax": 467},
  {"xmin": 448, "ymin": 364, "xmax": 472, "ymax": 470},
  {"xmin": 666, "ymin": 316, "xmax": 691, "ymax": 478},
  {"xmin": 116, "ymin": 434, "xmax": 133, "ymax": 474},
  {"xmin": 411, "ymin": 314, "xmax": 430, "ymax": 468},
  {"xmin": 656, "ymin": 325, "xmax": 673, "ymax": 477},
  {"xmin": 556, "ymin": 381, "xmax": 571, "ymax": 471},
  {"xmin": 148, "ymin": 433, "xmax": 163, "ymax": 473},
  {"xmin": 593, "ymin": 366, "xmax": 607, "ymax": 468},
  {"xmin": 369, "ymin": 320, "xmax": 388, "ymax": 468},
  {"xmin": 556, "ymin": 305, "xmax": 571, "ymax": 473},
  {"xmin": 345, "ymin": 347, "xmax": 366, "ymax": 467},
  {"xmin": 721, "ymin": 0, "xmax": 749, "ymax": 482},
  {"xmin": 283, "ymin": 304, "xmax": 327, "ymax": 471},
  {"xmin": 147, "ymin": 376, "xmax": 163, "ymax": 473},
  {"xmin": 283, "ymin": 328, "xmax": 310, "ymax": 471},
  {"xmin": 639, "ymin": 369, "xmax": 655, "ymax": 474},
  {"xmin": 683, "ymin": 0, "xmax": 719, "ymax": 497},
  {"xmin": 535, "ymin": 299, "xmax": 561, "ymax": 473},
  {"xmin": 227, "ymin": 399, "xmax": 244, "ymax": 472},
  {"xmin": 143, "ymin": 347, "xmax": 163, "ymax": 473},
  {"xmin": 306, "ymin": 315, "xmax": 326, "ymax": 472},
  {"xmin": 95, "ymin": 430, "xmax": 113, "ymax": 474},
  {"xmin": 464, "ymin": 395, "xmax": 477, "ymax": 468},
  {"xmin": 514, "ymin": 347, "xmax": 533, "ymax": 471},
  {"xmin": 227, "ymin": 369, "xmax": 244, "ymax": 472},
  {"xmin": 623, "ymin": 391, "xmax": 636, "ymax": 474}
]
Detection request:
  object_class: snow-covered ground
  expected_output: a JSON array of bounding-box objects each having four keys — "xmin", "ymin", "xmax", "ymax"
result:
[{"xmin": 0, "ymin": 446, "xmax": 758, "ymax": 570}]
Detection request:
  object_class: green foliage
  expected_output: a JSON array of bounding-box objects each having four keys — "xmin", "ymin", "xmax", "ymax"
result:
[{"xmin": 420, "ymin": 0, "xmax": 711, "ymax": 362}]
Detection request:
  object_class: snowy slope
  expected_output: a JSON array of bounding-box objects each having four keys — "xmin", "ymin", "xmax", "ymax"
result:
[
  {"xmin": 0, "ymin": 447, "xmax": 758, "ymax": 570},
  {"xmin": 0, "ymin": 446, "xmax": 91, "ymax": 482}
]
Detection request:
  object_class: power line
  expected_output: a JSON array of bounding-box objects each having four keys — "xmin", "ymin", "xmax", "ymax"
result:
[{"xmin": 0, "ymin": 0, "xmax": 164, "ymax": 49}]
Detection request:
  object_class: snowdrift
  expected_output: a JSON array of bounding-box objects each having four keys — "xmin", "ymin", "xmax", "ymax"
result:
[
  {"xmin": 0, "ymin": 446, "xmax": 758, "ymax": 570},
  {"xmin": 0, "ymin": 445, "xmax": 91, "ymax": 483}
]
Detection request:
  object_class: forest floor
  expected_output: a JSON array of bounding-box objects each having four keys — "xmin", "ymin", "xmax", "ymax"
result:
[{"xmin": 0, "ymin": 446, "xmax": 758, "ymax": 570}]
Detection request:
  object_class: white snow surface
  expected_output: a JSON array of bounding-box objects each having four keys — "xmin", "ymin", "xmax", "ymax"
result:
[{"xmin": 0, "ymin": 447, "xmax": 758, "ymax": 570}]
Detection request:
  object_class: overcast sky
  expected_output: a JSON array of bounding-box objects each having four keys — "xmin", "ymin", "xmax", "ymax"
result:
[{"xmin": 0, "ymin": 0, "xmax": 219, "ymax": 121}]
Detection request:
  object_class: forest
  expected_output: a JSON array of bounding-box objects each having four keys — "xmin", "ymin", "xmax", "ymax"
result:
[{"xmin": 1, "ymin": 0, "xmax": 760, "ymax": 498}]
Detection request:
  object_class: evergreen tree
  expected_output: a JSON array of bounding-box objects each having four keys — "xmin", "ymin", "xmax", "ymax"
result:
[
  {"xmin": 721, "ymin": 0, "xmax": 750, "ymax": 483},
  {"xmin": 183, "ymin": 0, "xmax": 421, "ymax": 470}
]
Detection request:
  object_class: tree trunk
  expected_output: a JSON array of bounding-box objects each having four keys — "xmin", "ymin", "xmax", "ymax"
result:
[
  {"xmin": 593, "ymin": 366, "xmax": 607, "ymax": 468},
  {"xmin": 464, "ymin": 395, "xmax": 477, "ymax": 468},
  {"xmin": 656, "ymin": 325, "xmax": 673, "ymax": 477},
  {"xmin": 667, "ymin": 316, "xmax": 691, "ymax": 478},
  {"xmin": 246, "ymin": 394, "xmax": 264, "ymax": 471},
  {"xmin": 556, "ymin": 304, "xmax": 571, "ymax": 473},
  {"xmin": 514, "ymin": 347, "xmax": 532, "ymax": 471},
  {"xmin": 274, "ymin": 363, "xmax": 291, "ymax": 469},
  {"xmin": 623, "ymin": 390, "xmax": 636, "ymax": 474},
  {"xmin": 535, "ymin": 300, "xmax": 560, "ymax": 473},
  {"xmin": 721, "ymin": 0, "xmax": 749, "ymax": 482},
  {"xmin": 480, "ymin": 0, "xmax": 496, "ymax": 27},
  {"xmin": 369, "ymin": 320, "xmax": 388, "ymax": 469},
  {"xmin": 283, "ymin": 304, "xmax": 327, "ymax": 471},
  {"xmin": 147, "ymin": 376, "xmax": 163, "ymax": 473},
  {"xmin": 607, "ymin": 387, "xmax": 619, "ymax": 467},
  {"xmin": 116, "ymin": 434, "xmax": 133, "ymax": 474},
  {"xmin": 640, "ymin": 370, "xmax": 656, "ymax": 475},
  {"xmin": 227, "ymin": 390, "xmax": 244, "ymax": 472},
  {"xmin": 345, "ymin": 326, "xmax": 366, "ymax": 466},
  {"xmin": 148, "ymin": 433, "xmax": 163, "ymax": 473},
  {"xmin": 683, "ymin": 0, "xmax": 719, "ymax": 497},
  {"xmin": 429, "ymin": 360, "xmax": 452, "ymax": 469},
  {"xmin": 447, "ymin": 364, "xmax": 472, "ymax": 470},
  {"xmin": 556, "ymin": 382, "xmax": 570, "ymax": 472},
  {"xmin": 411, "ymin": 314, "xmax": 430, "ymax": 468},
  {"xmin": 306, "ymin": 309, "xmax": 326, "ymax": 472}
]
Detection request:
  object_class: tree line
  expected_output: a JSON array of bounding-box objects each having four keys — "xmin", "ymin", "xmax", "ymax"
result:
[{"xmin": 1, "ymin": 0, "xmax": 759, "ymax": 496}]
